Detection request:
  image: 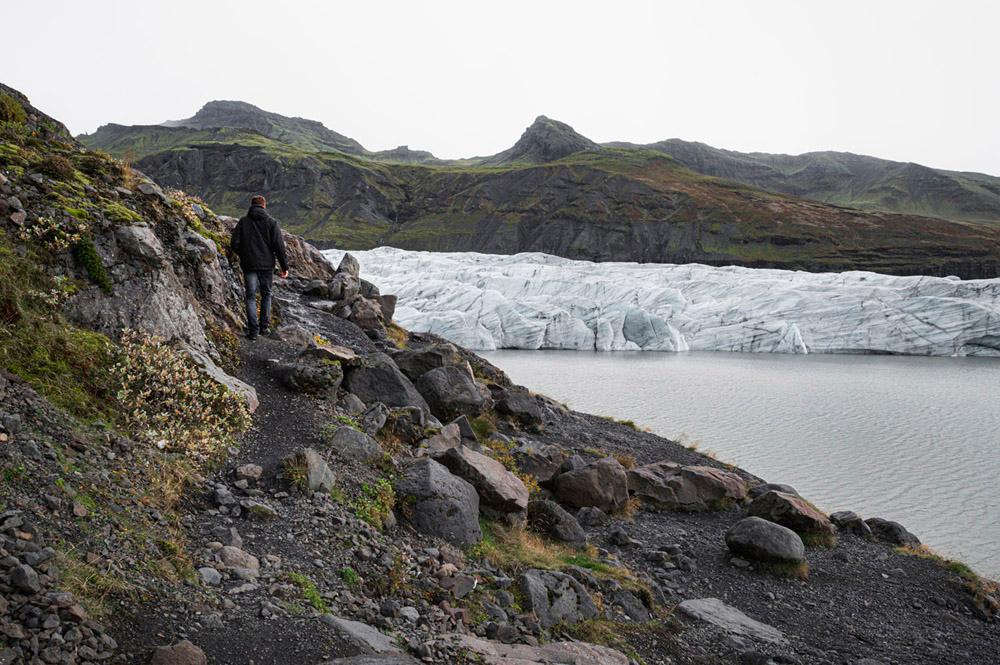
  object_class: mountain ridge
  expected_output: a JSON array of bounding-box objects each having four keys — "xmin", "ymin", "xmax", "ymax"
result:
[{"xmin": 77, "ymin": 100, "xmax": 1000, "ymax": 277}]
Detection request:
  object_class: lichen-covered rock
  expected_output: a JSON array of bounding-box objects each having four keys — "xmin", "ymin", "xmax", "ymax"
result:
[
  {"xmin": 327, "ymin": 426, "xmax": 382, "ymax": 464},
  {"xmin": 518, "ymin": 569, "xmax": 598, "ymax": 628}
]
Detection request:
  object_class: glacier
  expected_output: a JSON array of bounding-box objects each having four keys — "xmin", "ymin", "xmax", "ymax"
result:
[{"xmin": 323, "ymin": 247, "xmax": 1000, "ymax": 356}]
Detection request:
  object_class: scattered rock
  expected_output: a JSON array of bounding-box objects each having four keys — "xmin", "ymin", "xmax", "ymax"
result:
[
  {"xmin": 322, "ymin": 616, "xmax": 401, "ymax": 654},
  {"xmin": 149, "ymin": 640, "xmax": 207, "ymax": 665},
  {"xmin": 286, "ymin": 448, "xmax": 337, "ymax": 493},
  {"xmin": 678, "ymin": 598, "xmax": 787, "ymax": 644},
  {"xmin": 435, "ymin": 445, "xmax": 528, "ymax": 519},
  {"xmin": 343, "ymin": 353, "xmax": 431, "ymax": 412},
  {"xmin": 392, "ymin": 344, "xmax": 462, "ymax": 381},
  {"xmin": 747, "ymin": 491, "xmax": 835, "ymax": 541},
  {"xmin": 831, "ymin": 511, "xmax": 873, "ymax": 539},
  {"xmin": 328, "ymin": 426, "xmax": 382, "ymax": 464},
  {"xmin": 865, "ymin": 517, "xmax": 921, "ymax": 546},
  {"xmin": 273, "ymin": 359, "xmax": 343, "ymax": 396},
  {"xmin": 528, "ymin": 499, "xmax": 587, "ymax": 547},
  {"xmin": 494, "ymin": 388, "xmax": 544, "ymax": 428}
]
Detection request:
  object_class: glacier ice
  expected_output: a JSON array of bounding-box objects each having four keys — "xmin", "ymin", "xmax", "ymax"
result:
[{"xmin": 323, "ymin": 247, "xmax": 1000, "ymax": 356}]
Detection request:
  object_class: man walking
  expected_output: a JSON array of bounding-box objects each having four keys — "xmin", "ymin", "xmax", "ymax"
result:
[{"xmin": 230, "ymin": 195, "xmax": 289, "ymax": 339}]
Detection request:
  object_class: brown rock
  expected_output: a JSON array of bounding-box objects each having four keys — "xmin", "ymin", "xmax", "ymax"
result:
[
  {"xmin": 748, "ymin": 490, "xmax": 835, "ymax": 539},
  {"xmin": 149, "ymin": 640, "xmax": 207, "ymax": 665},
  {"xmin": 626, "ymin": 462, "xmax": 747, "ymax": 511}
]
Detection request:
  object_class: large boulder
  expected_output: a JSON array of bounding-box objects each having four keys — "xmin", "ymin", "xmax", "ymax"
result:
[
  {"xmin": 528, "ymin": 499, "xmax": 586, "ymax": 547},
  {"xmin": 392, "ymin": 344, "xmax": 462, "ymax": 381},
  {"xmin": 414, "ymin": 365, "xmax": 491, "ymax": 421},
  {"xmin": 626, "ymin": 462, "xmax": 747, "ymax": 511},
  {"xmin": 327, "ymin": 426, "xmax": 382, "ymax": 464},
  {"xmin": 514, "ymin": 441, "xmax": 567, "ymax": 485},
  {"xmin": 423, "ymin": 423, "xmax": 462, "ymax": 457},
  {"xmin": 272, "ymin": 359, "xmax": 343, "ymax": 396},
  {"xmin": 553, "ymin": 457, "xmax": 628, "ymax": 512},
  {"xmin": 865, "ymin": 517, "xmax": 921, "ymax": 546},
  {"xmin": 495, "ymin": 388, "xmax": 544, "ymax": 429},
  {"xmin": 395, "ymin": 459, "xmax": 482, "ymax": 548},
  {"xmin": 435, "ymin": 445, "xmax": 528, "ymax": 519},
  {"xmin": 343, "ymin": 353, "xmax": 430, "ymax": 412},
  {"xmin": 725, "ymin": 516, "xmax": 805, "ymax": 563},
  {"xmin": 519, "ymin": 569, "xmax": 598, "ymax": 628},
  {"xmin": 446, "ymin": 635, "xmax": 628, "ymax": 665},
  {"xmin": 337, "ymin": 252, "xmax": 361, "ymax": 278},
  {"xmin": 747, "ymin": 491, "xmax": 835, "ymax": 542}
]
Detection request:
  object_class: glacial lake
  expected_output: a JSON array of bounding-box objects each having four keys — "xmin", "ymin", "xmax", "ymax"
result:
[{"xmin": 480, "ymin": 350, "xmax": 1000, "ymax": 579}]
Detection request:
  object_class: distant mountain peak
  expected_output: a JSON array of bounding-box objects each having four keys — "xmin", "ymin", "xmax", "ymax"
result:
[
  {"xmin": 482, "ymin": 115, "xmax": 600, "ymax": 166},
  {"xmin": 160, "ymin": 100, "xmax": 367, "ymax": 155}
]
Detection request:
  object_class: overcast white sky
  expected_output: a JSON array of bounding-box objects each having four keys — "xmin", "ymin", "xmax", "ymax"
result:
[{"xmin": 6, "ymin": 0, "xmax": 1000, "ymax": 174}]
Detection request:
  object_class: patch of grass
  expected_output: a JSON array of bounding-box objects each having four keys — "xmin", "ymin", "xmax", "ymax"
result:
[
  {"xmin": 286, "ymin": 571, "xmax": 330, "ymax": 612},
  {"xmin": 896, "ymin": 544, "xmax": 998, "ymax": 618},
  {"xmin": 386, "ymin": 322, "xmax": 408, "ymax": 347},
  {"xmin": 339, "ymin": 566, "xmax": 360, "ymax": 586},
  {"xmin": 57, "ymin": 547, "xmax": 138, "ymax": 618},
  {"xmin": 2, "ymin": 464, "xmax": 27, "ymax": 482},
  {"xmin": 482, "ymin": 437, "xmax": 540, "ymax": 496},
  {"xmin": 469, "ymin": 415, "xmax": 496, "ymax": 441},
  {"xmin": 0, "ymin": 236, "xmax": 118, "ymax": 421},
  {"xmin": 613, "ymin": 452, "xmax": 636, "ymax": 469},
  {"xmin": 351, "ymin": 478, "xmax": 395, "ymax": 529},
  {"xmin": 72, "ymin": 235, "xmax": 113, "ymax": 294},
  {"xmin": 758, "ymin": 560, "xmax": 810, "ymax": 580},
  {"xmin": 563, "ymin": 619, "xmax": 675, "ymax": 664},
  {"xmin": 800, "ymin": 531, "xmax": 838, "ymax": 549},
  {"xmin": 333, "ymin": 414, "xmax": 362, "ymax": 431}
]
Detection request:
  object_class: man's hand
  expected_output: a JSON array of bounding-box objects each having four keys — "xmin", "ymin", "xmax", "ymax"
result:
[{"xmin": 280, "ymin": 270, "xmax": 289, "ymax": 279}]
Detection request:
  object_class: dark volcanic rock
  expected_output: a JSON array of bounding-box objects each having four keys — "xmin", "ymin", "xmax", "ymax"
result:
[
  {"xmin": 552, "ymin": 457, "xmax": 628, "ymax": 512},
  {"xmin": 392, "ymin": 344, "xmax": 462, "ymax": 381},
  {"xmin": 528, "ymin": 499, "xmax": 587, "ymax": 547},
  {"xmin": 747, "ymin": 491, "xmax": 835, "ymax": 540},
  {"xmin": 725, "ymin": 517, "xmax": 806, "ymax": 564},
  {"xmin": 435, "ymin": 446, "xmax": 528, "ymax": 519},
  {"xmin": 414, "ymin": 365, "xmax": 490, "ymax": 421},
  {"xmin": 394, "ymin": 459, "xmax": 482, "ymax": 548},
  {"xmin": 865, "ymin": 517, "xmax": 921, "ymax": 546},
  {"xmin": 831, "ymin": 511, "xmax": 873, "ymax": 539},
  {"xmin": 518, "ymin": 569, "xmax": 598, "ymax": 628},
  {"xmin": 343, "ymin": 353, "xmax": 430, "ymax": 413}
]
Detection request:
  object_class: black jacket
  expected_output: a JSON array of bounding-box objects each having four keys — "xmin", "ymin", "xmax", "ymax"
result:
[{"xmin": 230, "ymin": 205, "xmax": 289, "ymax": 272}]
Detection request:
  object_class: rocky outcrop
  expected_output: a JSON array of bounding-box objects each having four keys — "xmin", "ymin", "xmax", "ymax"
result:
[{"xmin": 627, "ymin": 461, "xmax": 748, "ymax": 511}]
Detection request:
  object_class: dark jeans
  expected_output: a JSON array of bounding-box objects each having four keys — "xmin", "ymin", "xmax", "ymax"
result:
[{"xmin": 243, "ymin": 269, "xmax": 273, "ymax": 335}]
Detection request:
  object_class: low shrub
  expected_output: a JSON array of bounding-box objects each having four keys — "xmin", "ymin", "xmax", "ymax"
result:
[
  {"xmin": 38, "ymin": 154, "xmax": 75, "ymax": 180},
  {"xmin": 351, "ymin": 478, "xmax": 395, "ymax": 529},
  {"xmin": 0, "ymin": 93, "xmax": 26, "ymax": 124},
  {"xmin": 113, "ymin": 330, "xmax": 251, "ymax": 461}
]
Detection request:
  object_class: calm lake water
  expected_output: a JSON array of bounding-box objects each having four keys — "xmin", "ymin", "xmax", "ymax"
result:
[{"xmin": 480, "ymin": 351, "xmax": 1000, "ymax": 579}]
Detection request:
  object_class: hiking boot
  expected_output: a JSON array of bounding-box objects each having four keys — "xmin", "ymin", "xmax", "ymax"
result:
[{"xmin": 246, "ymin": 331, "xmax": 259, "ymax": 341}]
